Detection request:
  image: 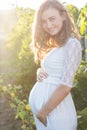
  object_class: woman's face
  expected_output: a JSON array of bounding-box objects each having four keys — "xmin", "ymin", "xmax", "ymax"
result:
[{"xmin": 42, "ymin": 7, "xmax": 64, "ymax": 36}]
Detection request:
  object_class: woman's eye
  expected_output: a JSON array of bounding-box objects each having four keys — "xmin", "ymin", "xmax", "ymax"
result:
[
  {"xmin": 49, "ymin": 17, "xmax": 55, "ymax": 22},
  {"xmin": 42, "ymin": 16, "xmax": 55, "ymax": 24}
]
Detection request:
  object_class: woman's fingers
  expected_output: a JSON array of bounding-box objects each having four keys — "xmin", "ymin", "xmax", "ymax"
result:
[
  {"xmin": 42, "ymin": 71, "xmax": 48, "ymax": 78},
  {"xmin": 37, "ymin": 75, "xmax": 43, "ymax": 82},
  {"xmin": 36, "ymin": 112, "xmax": 47, "ymax": 126},
  {"xmin": 37, "ymin": 68, "xmax": 48, "ymax": 81}
]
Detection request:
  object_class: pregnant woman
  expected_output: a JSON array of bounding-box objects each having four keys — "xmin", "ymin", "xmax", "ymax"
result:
[{"xmin": 29, "ymin": 0, "xmax": 82, "ymax": 130}]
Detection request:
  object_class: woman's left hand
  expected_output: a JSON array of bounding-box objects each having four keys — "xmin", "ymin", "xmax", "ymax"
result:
[{"xmin": 36, "ymin": 112, "xmax": 47, "ymax": 126}]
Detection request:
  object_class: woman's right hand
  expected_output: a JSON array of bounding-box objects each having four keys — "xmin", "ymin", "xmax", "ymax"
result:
[{"xmin": 37, "ymin": 68, "xmax": 48, "ymax": 82}]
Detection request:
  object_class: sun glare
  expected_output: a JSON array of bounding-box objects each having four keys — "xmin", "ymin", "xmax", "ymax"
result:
[
  {"xmin": 0, "ymin": 0, "xmax": 87, "ymax": 10},
  {"xmin": 0, "ymin": 0, "xmax": 16, "ymax": 10}
]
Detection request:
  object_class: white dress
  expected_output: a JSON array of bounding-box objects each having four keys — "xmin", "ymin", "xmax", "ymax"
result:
[{"xmin": 29, "ymin": 37, "xmax": 82, "ymax": 130}]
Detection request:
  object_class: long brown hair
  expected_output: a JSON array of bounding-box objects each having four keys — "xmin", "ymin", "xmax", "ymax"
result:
[{"xmin": 30, "ymin": 0, "xmax": 80, "ymax": 63}]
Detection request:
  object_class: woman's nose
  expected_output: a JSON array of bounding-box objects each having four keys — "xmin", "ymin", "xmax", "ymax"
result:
[{"xmin": 46, "ymin": 21, "xmax": 52, "ymax": 29}]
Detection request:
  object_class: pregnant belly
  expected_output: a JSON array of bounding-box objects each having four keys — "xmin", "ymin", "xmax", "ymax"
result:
[
  {"xmin": 29, "ymin": 82, "xmax": 47, "ymax": 114},
  {"xmin": 29, "ymin": 81, "xmax": 60, "ymax": 114}
]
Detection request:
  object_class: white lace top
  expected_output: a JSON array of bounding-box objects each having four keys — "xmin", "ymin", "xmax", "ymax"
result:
[{"xmin": 41, "ymin": 37, "xmax": 82, "ymax": 88}]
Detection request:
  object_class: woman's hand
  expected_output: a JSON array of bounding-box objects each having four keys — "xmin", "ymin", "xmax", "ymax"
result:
[
  {"xmin": 37, "ymin": 68, "xmax": 48, "ymax": 82},
  {"xmin": 36, "ymin": 111, "xmax": 47, "ymax": 126}
]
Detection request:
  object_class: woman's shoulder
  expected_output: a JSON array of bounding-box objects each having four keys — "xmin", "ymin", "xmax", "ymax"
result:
[{"xmin": 66, "ymin": 36, "xmax": 82, "ymax": 49}]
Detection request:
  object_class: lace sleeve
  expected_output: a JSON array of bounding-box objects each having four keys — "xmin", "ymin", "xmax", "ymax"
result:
[{"xmin": 60, "ymin": 38, "xmax": 82, "ymax": 88}]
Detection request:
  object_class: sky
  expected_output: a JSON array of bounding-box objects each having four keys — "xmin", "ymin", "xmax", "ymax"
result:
[{"xmin": 0, "ymin": 0, "xmax": 87, "ymax": 10}]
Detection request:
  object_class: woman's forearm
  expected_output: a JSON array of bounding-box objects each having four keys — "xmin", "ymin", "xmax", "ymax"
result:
[{"xmin": 38, "ymin": 84, "xmax": 71, "ymax": 116}]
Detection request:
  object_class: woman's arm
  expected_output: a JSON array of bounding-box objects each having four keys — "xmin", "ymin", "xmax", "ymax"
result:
[{"xmin": 36, "ymin": 85, "xmax": 71, "ymax": 126}]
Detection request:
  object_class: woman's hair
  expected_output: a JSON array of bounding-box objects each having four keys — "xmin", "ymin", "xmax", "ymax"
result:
[{"xmin": 30, "ymin": 0, "xmax": 80, "ymax": 63}]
